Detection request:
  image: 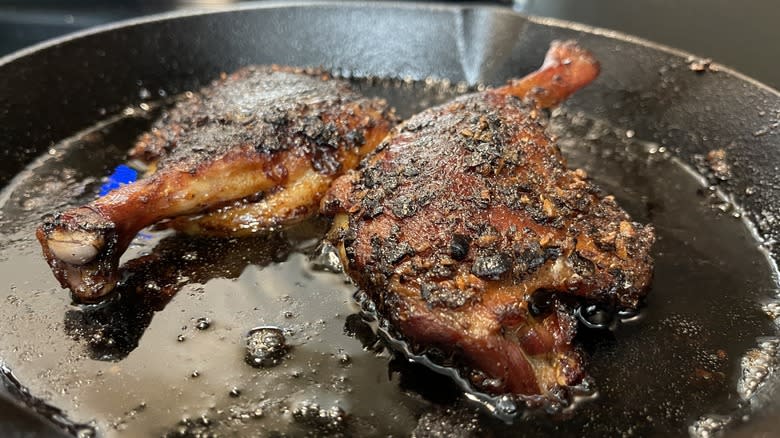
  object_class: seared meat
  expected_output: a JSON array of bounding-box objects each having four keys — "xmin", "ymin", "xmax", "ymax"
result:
[
  {"xmin": 37, "ymin": 65, "xmax": 395, "ymax": 302},
  {"xmin": 322, "ymin": 41, "xmax": 655, "ymax": 400}
]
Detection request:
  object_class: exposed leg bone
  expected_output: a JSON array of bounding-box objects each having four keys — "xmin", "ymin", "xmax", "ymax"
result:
[
  {"xmin": 38, "ymin": 66, "xmax": 395, "ymax": 302},
  {"xmin": 322, "ymin": 41, "xmax": 654, "ymax": 401}
]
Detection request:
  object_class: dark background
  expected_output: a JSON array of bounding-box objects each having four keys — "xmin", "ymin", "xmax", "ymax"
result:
[{"xmin": 0, "ymin": 0, "xmax": 778, "ymax": 89}]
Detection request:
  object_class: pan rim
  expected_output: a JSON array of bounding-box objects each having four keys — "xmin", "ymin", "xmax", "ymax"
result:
[{"xmin": 0, "ymin": 1, "xmax": 777, "ymax": 98}]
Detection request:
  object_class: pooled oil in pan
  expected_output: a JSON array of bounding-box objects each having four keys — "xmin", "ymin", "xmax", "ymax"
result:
[{"xmin": 0, "ymin": 77, "xmax": 778, "ymax": 437}]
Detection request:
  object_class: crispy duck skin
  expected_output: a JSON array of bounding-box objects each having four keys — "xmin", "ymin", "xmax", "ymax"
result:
[
  {"xmin": 322, "ymin": 41, "xmax": 655, "ymax": 399},
  {"xmin": 37, "ymin": 65, "xmax": 395, "ymax": 302}
]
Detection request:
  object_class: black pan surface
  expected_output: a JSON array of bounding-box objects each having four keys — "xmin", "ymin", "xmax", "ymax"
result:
[{"xmin": 0, "ymin": 2, "xmax": 779, "ymax": 437}]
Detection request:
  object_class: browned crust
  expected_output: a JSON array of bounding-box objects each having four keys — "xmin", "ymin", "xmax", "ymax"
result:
[
  {"xmin": 323, "ymin": 41, "xmax": 654, "ymax": 399},
  {"xmin": 38, "ymin": 66, "xmax": 396, "ymax": 302}
]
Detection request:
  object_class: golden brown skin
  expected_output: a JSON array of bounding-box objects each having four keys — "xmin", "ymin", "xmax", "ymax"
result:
[
  {"xmin": 322, "ymin": 41, "xmax": 655, "ymax": 400},
  {"xmin": 37, "ymin": 65, "xmax": 395, "ymax": 302}
]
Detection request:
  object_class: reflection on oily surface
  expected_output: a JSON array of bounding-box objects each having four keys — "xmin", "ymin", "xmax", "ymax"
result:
[
  {"xmin": 0, "ymin": 77, "xmax": 777, "ymax": 437},
  {"xmin": 63, "ymin": 223, "xmax": 320, "ymax": 361}
]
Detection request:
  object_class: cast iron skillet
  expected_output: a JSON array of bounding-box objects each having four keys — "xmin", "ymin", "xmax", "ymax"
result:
[{"xmin": 0, "ymin": 2, "xmax": 779, "ymax": 437}]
